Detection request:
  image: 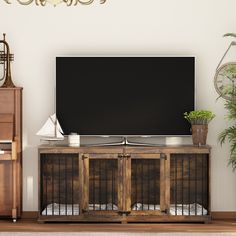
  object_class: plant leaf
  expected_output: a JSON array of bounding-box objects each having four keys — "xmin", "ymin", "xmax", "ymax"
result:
[{"xmin": 223, "ymin": 33, "xmax": 236, "ymax": 38}]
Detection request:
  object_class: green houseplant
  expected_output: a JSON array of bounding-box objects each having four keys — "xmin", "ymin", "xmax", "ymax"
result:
[
  {"xmin": 184, "ymin": 110, "xmax": 215, "ymax": 145},
  {"xmin": 217, "ymin": 32, "xmax": 236, "ymax": 171},
  {"xmin": 218, "ymin": 100, "xmax": 236, "ymax": 171}
]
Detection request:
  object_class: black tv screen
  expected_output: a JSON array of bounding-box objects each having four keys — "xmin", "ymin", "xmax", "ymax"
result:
[{"xmin": 56, "ymin": 56, "xmax": 195, "ymax": 136}]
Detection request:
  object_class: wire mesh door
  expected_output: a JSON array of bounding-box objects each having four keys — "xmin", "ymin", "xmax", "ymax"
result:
[
  {"xmin": 170, "ymin": 154, "xmax": 209, "ymax": 216},
  {"xmin": 130, "ymin": 154, "xmax": 164, "ymax": 214},
  {"xmin": 88, "ymin": 154, "xmax": 119, "ymax": 213},
  {"xmin": 40, "ymin": 153, "xmax": 80, "ymax": 217}
]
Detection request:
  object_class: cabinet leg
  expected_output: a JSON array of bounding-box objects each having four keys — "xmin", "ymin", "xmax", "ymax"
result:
[
  {"xmin": 204, "ymin": 218, "xmax": 211, "ymax": 224},
  {"xmin": 121, "ymin": 213, "xmax": 127, "ymax": 224},
  {"xmin": 12, "ymin": 208, "xmax": 17, "ymax": 222},
  {"xmin": 37, "ymin": 220, "xmax": 45, "ymax": 224}
]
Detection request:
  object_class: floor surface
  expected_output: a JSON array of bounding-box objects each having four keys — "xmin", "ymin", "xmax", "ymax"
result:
[{"xmin": 0, "ymin": 219, "xmax": 236, "ymax": 232}]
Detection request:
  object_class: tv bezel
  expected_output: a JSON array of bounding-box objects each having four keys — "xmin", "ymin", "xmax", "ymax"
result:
[{"xmin": 55, "ymin": 55, "xmax": 196, "ymax": 137}]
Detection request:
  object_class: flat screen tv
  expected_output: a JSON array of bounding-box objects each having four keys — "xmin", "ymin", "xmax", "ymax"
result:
[{"xmin": 56, "ymin": 56, "xmax": 195, "ymax": 136}]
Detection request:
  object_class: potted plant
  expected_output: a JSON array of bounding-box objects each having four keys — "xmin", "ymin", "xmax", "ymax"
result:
[{"xmin": 184, "ymin": 110, "xmax": 215, "ymax": 146}]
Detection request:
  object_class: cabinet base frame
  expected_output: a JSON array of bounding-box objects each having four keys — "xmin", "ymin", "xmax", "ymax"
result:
[{"xmin": 38, "ymin": 215, "xmax": 211, "ymax": 224}]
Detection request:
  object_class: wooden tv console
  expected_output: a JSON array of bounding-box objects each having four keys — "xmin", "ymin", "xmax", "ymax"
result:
[{"xmin": 38, "ymin": 145, "xmax": 211, "ymax": 223}]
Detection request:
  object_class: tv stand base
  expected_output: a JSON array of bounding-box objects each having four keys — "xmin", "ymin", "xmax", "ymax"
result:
[
  {"xmin": 84, "ymin": 137, "xmax": 163, "ymax": 147},
  {"xmin": 123, "ymin": 137, "xmax": 163, "ymax": 146}
]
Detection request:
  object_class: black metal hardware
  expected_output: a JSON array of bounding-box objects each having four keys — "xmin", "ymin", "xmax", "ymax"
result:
[
  {"xmin": 161, "ymin": 209, "xmax": 168, "ymax": 214},
  {"xmin": 118, "ymin": 154, "xmax": 123, "ymax": 158},
  {"xmin": 82, "ymin": 155, "xmax": 88, "ymax": 160},
  {"xmin": 82, "ymin": 208, "xmax": 89, "ymax": 213},
  {"xmin": 118, "ymin": 154, "xmax": 131, "ymax": 159},
  {"xmin": 123, "ymin": 154, "xmax": 131, "ymax": 158},
  {"xmin": 118, "ymin": 210, "xmax": 131, "ymax": 215},
  {"xmin": 160, "ymin": 153, "xmax": 167, "ymax": 160}
]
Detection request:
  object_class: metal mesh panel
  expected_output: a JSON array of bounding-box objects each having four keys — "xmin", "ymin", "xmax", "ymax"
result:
[
  {"xmin": 89, "ymin": 159, "xmax": 118, "ymax": 211},
  {"xmin": 170, "ymin": 154, "xmax": 209, "ymax": 216},
  {"xmin": 131, "ymin": 159, "xmax": 160, "ymax": 211},
  {"xmin": 40, "ymin": 153, "xmax": 79, "ymax": 216}
]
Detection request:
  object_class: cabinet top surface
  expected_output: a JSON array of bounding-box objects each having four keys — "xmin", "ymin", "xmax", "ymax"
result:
[
  {"xmin": 0, "ymin": 87, "xmax": 23, "ymax": 90},
  {"xmin": 39, "ymin": 144, "xmax": 211, "ymax": 154}
]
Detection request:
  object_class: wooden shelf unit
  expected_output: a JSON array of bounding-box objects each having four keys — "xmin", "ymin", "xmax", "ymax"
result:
[
  {"xmin": 38, "ymin": 145, "xmax": 211, "ymax": 223},
  {"xmin": 0, "ymin": 88, "xmax": 22, "ymax": 221}
]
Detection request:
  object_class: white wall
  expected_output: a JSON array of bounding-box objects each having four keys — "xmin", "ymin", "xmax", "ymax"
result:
[{"xmin": 0, "ymin": 0, "xmax": 236, "ymax": 211}]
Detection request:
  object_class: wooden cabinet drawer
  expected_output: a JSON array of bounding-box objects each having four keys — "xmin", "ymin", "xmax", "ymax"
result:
[
  {"xmin": 0, "ymin": 114, "xmax": 14, "ymax": 140},
  {"xmin": 0, "ymin": 90, "xmax": 14, "ymax": 113}
]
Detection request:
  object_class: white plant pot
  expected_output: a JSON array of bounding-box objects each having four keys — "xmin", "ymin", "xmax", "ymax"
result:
[{"xmin": 68, "ymin": 133, "xmax": 80, "ymax": 147}]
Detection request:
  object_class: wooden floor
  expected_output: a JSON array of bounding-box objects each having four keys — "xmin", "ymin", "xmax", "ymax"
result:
[{"xmin": 0, "ymin": 219, "xmax": 236, "ymax": 232}]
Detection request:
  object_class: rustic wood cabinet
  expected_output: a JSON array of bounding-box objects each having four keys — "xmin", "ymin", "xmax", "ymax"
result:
[
  {"xmin": 38, "ymin": 145, "xmax": 211, "ymax": 223},
  {"xmin": 0, "ymin": 88, "xmax": 22, "ymax": 221}
]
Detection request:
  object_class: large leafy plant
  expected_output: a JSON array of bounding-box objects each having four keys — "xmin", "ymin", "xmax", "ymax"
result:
[
  {"xmin": 183, "ymin": 110, "xmax": 215, "ymax": 125},
  {"xmin": 221, "ymin": 64, "xmax": 236, "ymax": 97},
  {"xmin": 218, "ymin": 33, "xmax": 236, "ymax": 171},
  {"xmin": 223, "ymin": 64, "xmax": 236, "ymax": 78},
  {"xmin": 218, "ymin": 100, "xmax": 236, "ymax": 171}
]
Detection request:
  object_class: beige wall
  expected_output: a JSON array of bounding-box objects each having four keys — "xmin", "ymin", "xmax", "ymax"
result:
[{"xmin": 0, "ymin": 0, "xmax": 236, "ymax": 211}]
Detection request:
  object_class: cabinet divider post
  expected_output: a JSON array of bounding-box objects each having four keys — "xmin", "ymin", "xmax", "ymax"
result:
[
  {"xmin": 79, "ymin": 154, "xmax": 89, "ymax": 213},
  {"xmin": 125, "ymin": 155, "xmax": 131, "ymax": 213},
  {"xmin": 118, "ymin": 155, "xmax": 124, "ymax": 212},
  {"xmin": 160, "ymin": 153, "xmax": 170, "ymax": 214},
  {"xmin": 165, "ymin": 154, "xmax": 170, "ymax": 214},
  {"xmin": 160, "ymin": 155, "xmax": 165, "ymax": 212}
]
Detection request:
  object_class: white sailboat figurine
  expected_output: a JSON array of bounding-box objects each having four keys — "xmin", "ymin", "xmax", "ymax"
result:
[{"xmin": 36, "ymin": 113, "xmax": 64, "ymax": 140}]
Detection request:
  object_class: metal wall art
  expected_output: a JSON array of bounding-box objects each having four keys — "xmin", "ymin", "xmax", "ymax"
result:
[{"xmin": 3, "ymin": 0, "xmax": 106, "ymax": 6}]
